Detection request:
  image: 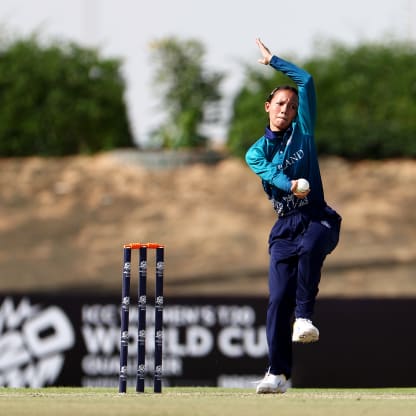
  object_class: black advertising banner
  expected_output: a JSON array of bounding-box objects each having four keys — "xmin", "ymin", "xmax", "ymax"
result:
[
  {"xmin": 1, "ymin": 294, "xmax": 415, "ymax": 388},
  {"xmin": 0, "ymin": 294, "xmax": 268, "ymax": 389}
]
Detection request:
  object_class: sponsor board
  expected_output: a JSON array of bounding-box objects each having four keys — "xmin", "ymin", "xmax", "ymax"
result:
[
  {"xmin": 0, "ymin": 295, "xmax": 268, "ymax": 388},
  {"xmin": 1, "ymin": 295, "xmax": 415, "ymax": 388}
]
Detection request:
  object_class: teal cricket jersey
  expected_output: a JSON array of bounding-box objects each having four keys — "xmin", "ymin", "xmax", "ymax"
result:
[{"xmin": 245, "ymin": 55, "xmax": 326, "ymax": 216}]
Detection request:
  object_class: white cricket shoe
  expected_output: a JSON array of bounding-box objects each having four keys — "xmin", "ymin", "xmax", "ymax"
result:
[
  {"xmin": 256, "ymin": 371, "xmax": 291, "ymax": 394},
  {"xmin": 292, "ymin": 318, "xmax": 319, "ymax": 343}
]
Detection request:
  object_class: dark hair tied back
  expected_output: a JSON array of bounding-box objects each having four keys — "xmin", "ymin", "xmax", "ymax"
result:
[{"xmin": 266, "ymin": 85, "xmax": 298, "ymax": 102}]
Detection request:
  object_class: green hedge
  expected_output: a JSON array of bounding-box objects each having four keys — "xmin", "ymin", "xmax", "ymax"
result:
[
  {"xmin": 227, "ymin": 41, "xmax": 416, "ymax": 159},
  {"xmin": 0, "ymin": 35, "xmax": 134, "ymax": 156},
  {"xmin": 310, "ymin": 42, "xmax": 416, "ymax": 158}
]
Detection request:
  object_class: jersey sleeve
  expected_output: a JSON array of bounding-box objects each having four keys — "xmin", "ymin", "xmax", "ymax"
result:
[
  {"xmin": 269, "ymin": 56, "xmax": 316, "ymax": 135},
  {"xmin": 245, "ymin": 138, "xmax": 292, "ymax": 192}
]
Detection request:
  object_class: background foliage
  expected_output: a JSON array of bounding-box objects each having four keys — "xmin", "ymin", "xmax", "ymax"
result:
[
  {"xmin": 227, "ymin": 41, "xmax": 416, "ymax": 159},
  {"xmin": 1, "ymin": 35, "xmax": 415, "ymax": 159},
  {"xmin": 0, "ymin": 35, "xmax": 133, "ymax": 156},
  {"xmin": 149, "ymin": 37, "xmax": 224, "ymax": 149}
]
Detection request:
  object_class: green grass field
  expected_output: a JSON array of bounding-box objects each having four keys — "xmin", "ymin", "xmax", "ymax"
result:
[{"xmin": 1, "ymin": 387, "xmax": 415, "ymax": 416}]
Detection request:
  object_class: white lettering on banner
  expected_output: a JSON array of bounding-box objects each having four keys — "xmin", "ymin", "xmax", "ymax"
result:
[
  {"xmin": 82, "ymin": 305, "xmax": 119, "ymax": 325},
  {"xmin": 162, "ymin": 305, "xmax": 216, "ymax": 327},
  {"xmin": 82, "ymin": 325, "xmax": 216, "ymax": 357},
  {"xmin": 244, "ymin": 327, "xmax": 268, "ymax": 358},
  {"xmin": 218, "ymin": 326, "xmax": 267, "ymax": 358},
  {"xmin": 218, "ymin": 327, "xmax": 243, "ymax": 357},
  {"xmin": 163, "ymin": 327, "xmax": 185, "ymax": 356},
  {"xmin": 81, "ymin": 304, "xmax": 258, "ymax": 326},
  {"xmin": 187, "ymin": 326, "xmax": 213, "ymax": 356},
  {"xmin": 82, "ymin": 326, "xmax": 120, "ymax": 355},
  {"xmin": 218, "ymin": 374, "xmax": 260, "ymax": 388},
  {"xmin": 80, "ymin": 302, "xmax": 268, "ymax": 383},
  {"xmin": 217, "ymin": 306, "xmax": 255, "ymax": 326},
  {"xmin": 81, "ymin": 354, "xmax": 121, "ymax": 375},
  {"xmin": 81, "ymin": 377, "xmax": 119, "ymax": 387},
  {"xmin": 82, "ymin": 325, "xmax": 170, "ymax": 356},
  {"xmin": 200, "ymin": 306, "xmax": 216, "ymax": 327},
  {"xmin": 81, "ymin": 355, "xmax": 183, "ymax": 377},
  {"xmin": 0, "ymin": 297, "xmax": 75, "ymax": 388},
  {"xmin": 163, "ymin": 326, "xmax": 213, "ymax": 357}
]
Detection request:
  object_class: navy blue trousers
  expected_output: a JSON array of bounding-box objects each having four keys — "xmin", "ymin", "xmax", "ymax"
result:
[{"xmin": 266, "ymin": 205, "xmax": 341, "ymax": 378}]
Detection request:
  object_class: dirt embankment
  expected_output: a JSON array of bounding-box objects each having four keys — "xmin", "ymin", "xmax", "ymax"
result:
[{"xmin": 0, "ymin": 151, "xmax": 415, "ymax": 297}]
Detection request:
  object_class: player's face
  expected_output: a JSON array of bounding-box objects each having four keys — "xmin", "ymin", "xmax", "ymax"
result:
[{"xmin": 265, "ymin": 90, "xmax": 298, "ymax": 131}]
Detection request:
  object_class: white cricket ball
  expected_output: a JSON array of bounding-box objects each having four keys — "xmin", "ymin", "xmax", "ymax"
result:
[{"xmin": 296, "ymin": 178, "xmax": 310, "ymax": 193}]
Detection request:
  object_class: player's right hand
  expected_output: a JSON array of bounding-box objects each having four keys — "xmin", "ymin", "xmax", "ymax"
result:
[{"xmin": 291, "ymin": 180, "xmax": 310, "ymax": 199}]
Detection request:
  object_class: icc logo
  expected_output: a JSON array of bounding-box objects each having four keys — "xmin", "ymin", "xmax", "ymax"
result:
[{"xmin": 139, "ymin": 260, "xmax": 147, "ymax": 271}]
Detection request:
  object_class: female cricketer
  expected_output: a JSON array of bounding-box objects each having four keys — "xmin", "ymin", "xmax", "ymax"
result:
[{"xmin": 245, "ymin": 38, "xmax": 342, "ymax": 394}]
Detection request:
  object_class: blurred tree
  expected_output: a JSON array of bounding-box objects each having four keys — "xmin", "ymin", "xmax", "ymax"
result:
[
  {"xmin": 149, "ymin": 37, "xmax": 224, "ymax": 148},
  {"xmin": 0, "ymin": 35, "xmax": 134, "ymax": 156},
  {"xmin": 310, "ymin": 42, "xmax": 416, "ymax": 158},
  {"xmin": 227, "ymin": 41, "xmax": 416, "ymax": 159}
]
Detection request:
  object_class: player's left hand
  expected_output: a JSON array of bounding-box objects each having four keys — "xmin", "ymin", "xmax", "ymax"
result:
[{"xmin": 256, "ymin": 38, "xmax": 272, "ymax": 65}]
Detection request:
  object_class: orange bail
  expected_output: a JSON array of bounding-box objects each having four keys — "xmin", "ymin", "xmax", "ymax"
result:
[{"xmin": 123, "ymin": 242, "xmax": 164, "ymax": 249}]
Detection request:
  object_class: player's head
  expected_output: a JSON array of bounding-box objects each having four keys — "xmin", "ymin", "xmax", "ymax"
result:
[{"xmin": 265, "ymin": 85, "xmax": 298, "ymax": 131}]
